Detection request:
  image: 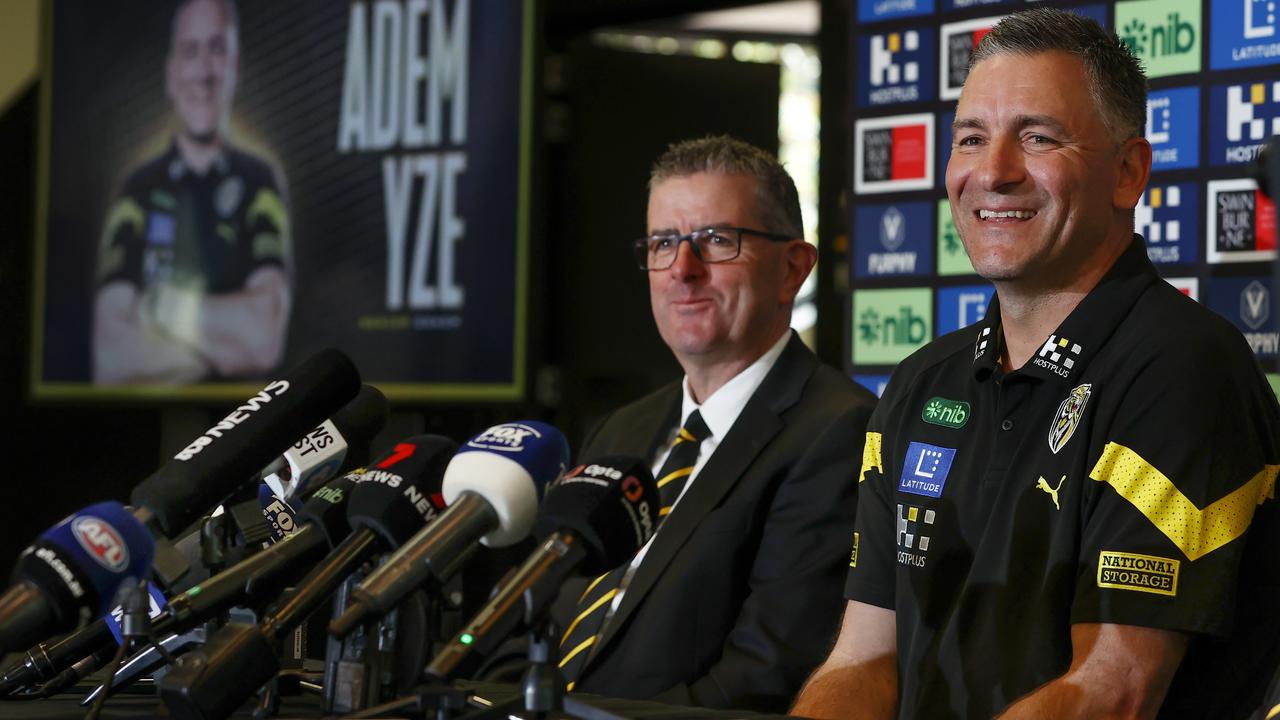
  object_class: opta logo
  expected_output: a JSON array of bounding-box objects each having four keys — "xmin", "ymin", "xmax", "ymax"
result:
[
  {"xmin": 1206, "ymin": 179, "xmax": 1277, "ymax": 263},
  {"xmin": 1209, "ymin": 0, "xmax": 1280, "ymax": 70},
  {"xmin": 622, "ymin": 474, "xmax": 645, "ymax": 501},
  {"xmin": 467, "ymin": 423, "xmax": 541, "ymax": 453},
  {"xmin": 939, "ymin": 16, "xmax": 1002, "ymax": 100},
  {"xmin": 72, "ymin": 517, "xmax": 129, "ymax": 572},
  {"xmin": 1117, "ymin": 0, "xmax": 1202, "ymax": 78},
  {"xmin": 1146, "ymin": 87, "xmax": 1200, "ymax": 170},
  {"xmin": 854, "ymin": 113, "xmax": 934, "ymax": 194},
  {"xmin": 857, "ymin": 28, "xmax": 936, "ymax": 107},
  {"xmin": 1137, "ymin": 183, "xmax": 1199, "ymax": 264},
  {"xmin": 1209, "ymin": 82, "xmax": 1280, "ymax": 166}
]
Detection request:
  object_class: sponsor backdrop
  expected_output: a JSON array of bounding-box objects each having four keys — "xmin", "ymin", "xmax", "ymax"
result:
[
  {"xmin": 33, "ymin": 0, "xmax": 531, "ymax": 400},
  {"xmin": 849, "ymin": 0, "xmax": 1280, "ymax": 397}
]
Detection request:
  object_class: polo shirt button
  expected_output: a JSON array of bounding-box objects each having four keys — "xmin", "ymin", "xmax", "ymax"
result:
[{"xmin": 1001, "ymin": 419, "xmax": 1014, "ymax": 431}]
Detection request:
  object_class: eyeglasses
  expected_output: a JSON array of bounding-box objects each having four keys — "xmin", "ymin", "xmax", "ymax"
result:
[{"xmin": 633, "ymin": 226, "xmax": 794, "ymax": 270}]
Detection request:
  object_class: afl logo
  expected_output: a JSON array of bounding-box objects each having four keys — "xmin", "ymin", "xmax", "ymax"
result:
[{"xmin": 72, "ymin": 517, "xmax": 129, "ymax": 572}]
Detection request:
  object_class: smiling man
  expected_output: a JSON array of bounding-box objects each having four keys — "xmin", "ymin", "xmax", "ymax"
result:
[
  {"xmin": 792, "ymin": 9, "xmax": 1280, "ymax": 720},
  {"xmin": 94, "ymin": 0, "xmax": 291, "ymax": 385},
  {"xmin": 548, "ymin": 136, "xmax": 876, "ymax": 711}
]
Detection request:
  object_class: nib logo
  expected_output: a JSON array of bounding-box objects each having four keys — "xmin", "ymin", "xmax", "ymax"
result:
[
  {"xmin": 1122, "ymin": 18, "xmax": 1150, "ymax": 54},
  {"xmin": 852, "ymin": 288, "xmax": 933, "ymax": 365},
  {"xmin": 1116, "ymin": 0, "xmax": 1202, "ymax": 77}
]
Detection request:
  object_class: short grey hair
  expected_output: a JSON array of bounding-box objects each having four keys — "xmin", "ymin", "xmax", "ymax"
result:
[
  {"xmin": 968, "ymin": 8, "xmax": 1147, "ymax": 142},
  {"xmin": 649, "ymin": 135, "xmax": 803, "ymax": 239}
]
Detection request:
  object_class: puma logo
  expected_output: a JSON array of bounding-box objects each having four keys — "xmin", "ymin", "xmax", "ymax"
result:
[{"xmin": 1036, "ymin": 475, "xmax": 1066, "ymax": 510}]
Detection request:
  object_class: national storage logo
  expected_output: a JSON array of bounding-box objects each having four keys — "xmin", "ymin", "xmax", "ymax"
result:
[
  {"xmin": 1206, "ymin": 179, "xmax": 1277, "ymax": 263},
  {"xmin": 1209, "ymin": 82, "xmax": 1280, "ymax": 166},
  {"xmin": 1210, "ymin": 0, "xmax": 1280, "ymax": 70},
  {"xmin": 939, "ymin": 16, "xmax": 1002, "ymax": 101},
  {"xmin": 1207, "ymin": 277, "xmax": 1277, "ymax": 358},
  {"xmin": 1117, "ymin": 0, "xmax": 1202, "ymax": 78},
  {"xmin": 858, "ymin": 28, "xmax": 936, "ymax": 107},
  {"xmin": 856, "ymin": 0, "xmax": 934, "ymax": 24},
  {"xmin": 936, "ymin": 284, "xmax": 993, "ymax": 336},
  {"xmin": 853, "ymin": 287, "xmax": 932, "ymax": 365},
  {"xmin": 854, "ymin": 202, "xmax": 934, "ymax": 278},
  {"xmin": 1146, "ymin": 87, "xmax": 1200, "ymax": 170},
  {"xmin": 855, "ymin": 113, "xmax": 934, "ymax": 194},
  {"xmin": 937, "ymin": 199, "xmax": 977, "ymax": 276},
  {"xmin": 1137, "ymin": 183, "xmax": 1199, "ymax": 264}
]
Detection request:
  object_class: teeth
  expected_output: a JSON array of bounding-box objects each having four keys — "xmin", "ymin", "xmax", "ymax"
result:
[{"xmin": 979, "ymin": 209, "xmax": 1035, "ymax": 220}]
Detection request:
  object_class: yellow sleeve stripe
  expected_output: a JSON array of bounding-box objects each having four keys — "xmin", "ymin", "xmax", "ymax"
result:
[
  {"xmin": 248, "ymin": 188, "xmax": 288, "ymax": 233},
  {"xmin": 859, "ymin": 431, "xmax": 883, "ymax": 484},
  {"xmin": 1089, "ymin": 442, "xmax": 1278, "ymax": 561},
  {"xmin": 98, "ymin": 198, "xmax": 145, "ymax": 277}
]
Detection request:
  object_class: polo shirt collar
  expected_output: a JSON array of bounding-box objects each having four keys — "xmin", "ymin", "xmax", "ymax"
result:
[{"xmin": 971, "ymin": 235, "xmax": 1158, "ymax": 385}]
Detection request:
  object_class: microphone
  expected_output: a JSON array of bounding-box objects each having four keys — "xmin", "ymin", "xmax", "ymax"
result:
[
  {"xmin": 131, "ymin": 348, "xmax": 360, "ymax": 538},
  {"xmin": 0, "ymin": 470, "xmax": 363, "ymax": 698},
  {"xmin": 0, "ymin": 502, "xmax": 155, "ymax": 654},
  {"xmin": 329, "ymin": 421, "xmax": 569, "ymax": 638},
  {"xmin": 158, "ymin": 436, "xmax": 457, "ymax": 720},
  {"xmin": 261, "ymin": 383, "xmax": 388, "ymax": 501},
  {"xmin": 424, "ymin": 456, "xmax": 658, "ymax": 681}
]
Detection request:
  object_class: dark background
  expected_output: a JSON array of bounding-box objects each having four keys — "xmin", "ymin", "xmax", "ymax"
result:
[{"xmin": 0, "ymin": 0, "xmax": 852, "ymax": 578}]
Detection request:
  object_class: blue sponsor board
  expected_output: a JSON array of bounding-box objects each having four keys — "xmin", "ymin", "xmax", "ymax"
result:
[
  {"xmin": 938, "ymin": 110, "xmax": 955, "ymax": 182},
  {"xmin": 855, "ymin": 202, "xmax": 935, "ymax": 278},
  {"xmin": 941, "ymin": 0, "xmax": 1011, "ymax": 11},
  {"xmin": 1209, "ymin": 82, "xmax": 1280, "ymax": 166},
  {"xmin": 1147, "ymin": 87, "xmax": 1200, "ymax": 170},
  {"xmin": 899, "ymin": 442, "xmax": 957, "ymax": 498},
  {"xmin": 936, "ymin": 284, "xmax": 994, "ymax": 336},
  {"xmin": 1072, "ymin": 4, "xmax": 1109, "ymax": 28},
  {"xmin": 1207, "ymin": 276, "xmax": 1278, "ymax": 360},
  {"xmin": 857, "ymin": 28, "xmax": 936, "ymax": 107},
  {"xmin": 854, "ymin": 374, "xmax": 891, "ymax": 397},
  {"xmin": 1209, "ymin": 0, "xmax": 1280, "ymax": 70},
  {"xmin": 1137, "ymin": 183, "xmax": 1199, "ymax": 264},
  {"xmin": 857, "ymin": 0, "xmax": 935, "ymax": 23}
]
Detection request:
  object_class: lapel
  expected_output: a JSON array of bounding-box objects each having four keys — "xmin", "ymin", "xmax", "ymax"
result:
[{"xmin": 591, "ymin": 334, "xmax": 817, "ymax": 658}]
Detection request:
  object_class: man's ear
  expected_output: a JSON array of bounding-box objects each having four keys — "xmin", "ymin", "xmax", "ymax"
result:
[
  {"xmin": 1114, "ymin": 137, "xmax": 1152, "ymax": 211},
  {"xmin": 780, "ymin": 239, "xmax": 817, "ymax": 304}
]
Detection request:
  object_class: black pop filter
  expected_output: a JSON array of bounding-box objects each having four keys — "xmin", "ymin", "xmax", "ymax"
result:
[{"xmin": 345, "ymin": 435, "xmax": 456, "ymax": 548}]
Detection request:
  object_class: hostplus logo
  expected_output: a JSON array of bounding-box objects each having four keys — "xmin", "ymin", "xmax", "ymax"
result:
[
  {"xmin": 1137, "ymin": 184, "xmax": 1199, "ymax": 264},
  {"xmin": 1210, "ymin": 82, "xmax": 1280, "ymax": 165},
  {"xmin": 859, "ymin": 29, "xmax": 935, "ymax": 106},
  {"xmin": 1033, "ymin": 335, "xmax": 1082, "ymax": 379},
  {"xmin": 1146, "ymin": 87, "xmax": 1200, "ymax": 170},
  {"xmin": 1209, "ymin": 0, "xmax": 1280, "ymax": 70},
  {"xmin": 852, "ymin": 288, "xmax": 932, "ymax": 365},
  {"xmin": 897, "ymin": 503, "xmax": 936, "ymax": 568},
  {"xmin": 1116, "ymin": 0, "xmax": 1202, "ymax": 77}
]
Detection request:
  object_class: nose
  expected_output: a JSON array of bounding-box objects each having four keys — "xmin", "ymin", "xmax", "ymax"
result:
[
  {"xmin": 974, "ymin": 135, "xmax": 1025, "ymax": 193},
  {"xmin": 667, "ymin": 237, "xmax": 707, "ymax": 280}
]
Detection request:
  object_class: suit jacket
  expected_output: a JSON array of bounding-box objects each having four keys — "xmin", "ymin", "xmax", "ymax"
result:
[{"xmin": 553, "ymin": 333, "xmax": 876, "ymax": 712}]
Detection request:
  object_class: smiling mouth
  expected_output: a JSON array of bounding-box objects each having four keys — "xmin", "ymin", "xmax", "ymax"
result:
[{"xmin": 977, "ymin": 209, "xmax": 1037, "ymax": 220}]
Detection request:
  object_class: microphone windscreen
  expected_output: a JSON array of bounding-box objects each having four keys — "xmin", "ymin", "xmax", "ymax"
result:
[
  {"xmin": 283, "ymin": 383, "xmax": 389, "ymax": 499},
  {"xmin": 15, "ymin": 502, "xmax": 155, "ymax": 624},
  {"xmin": 346, "ymin": 435, "xmax": 456, "ymax": 548},
  {"xmin": 443, "ymin": 421, "xmax": 570, "ymax": 547},
  {"xmin": 132, "ymin": 349, "xmax": 360, "ymax": 536},
  {"xmin": 532, "ymin": 457, "xmax": 659, "ymax": 575},
  {"xmin": 295, "ymin": 471, "xmax": 361, "ymax": 546}
]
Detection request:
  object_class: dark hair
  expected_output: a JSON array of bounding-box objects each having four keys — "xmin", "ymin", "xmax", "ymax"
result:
[
  {"xmin": 969, "ymin": 8, "xmax": 1147, "ymax": 142},
  {"xmin": 649, "ymin": 135, "xmax": 803, "ymax": 238}
]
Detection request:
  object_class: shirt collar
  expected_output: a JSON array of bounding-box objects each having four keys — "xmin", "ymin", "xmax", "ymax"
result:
[
  {"xmin": 680, "ymin": 330, "xmax": 792, "ymax": 439},
  {"xmin": 166, "ymin": 140, "xmax": 230, "ymax": 181},
  {"xmin": 972, "ymin": 235, "xmax": 1158, "ymax": 385}
]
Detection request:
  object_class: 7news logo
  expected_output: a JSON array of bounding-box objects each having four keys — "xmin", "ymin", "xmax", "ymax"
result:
[
  {"xmin": 1137, "ymin": 183, "xmax": 1199, "ymax": 264},
  {"xmin": 1210, "ymin": 82, "xmax": 1280, "ymax": 166},
  {"xmin": 1210, "ymin": 0, "xmax": 1280, "ymax": 69},
  {"xmin": 858, "ymin": 29, "xmax": 936, "ymax": 107}
]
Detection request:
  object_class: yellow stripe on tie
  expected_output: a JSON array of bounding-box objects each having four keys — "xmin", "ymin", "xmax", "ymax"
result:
[
  {"xmin": 1266, "ymin": 702, "xmax": 1280, "ymax": 720},
  {"xmin": 577, "ymin": 571, "xmax": 610, "ymax": 604},
  {"xmin": 676, "ymin": 427, "xmax": 697, "ymax": 443},
  {"xmin": 567, "ymin": 681, "xmax": 576, "ymax": 692},
  {"xmin": 561, "ymin": 588, "xmax": 618, "ymax": 646},
  {"xmin": 657, "ymin": 466, "xmax": 694, "ymax": 488},
  {"xmin": 859, "ymin": 432, "xmax": 883, "ymax": 483},
  {"xmin": 659, "ymin": 506, "xmax": 673, "ymax": 516},
  {"xmin": 559, "ymin": 636, "xmax": 596, "ymax": 668},
  {"xmin": 1089, "ymin": 442, "xmax": 1279, "ymax": 561}
]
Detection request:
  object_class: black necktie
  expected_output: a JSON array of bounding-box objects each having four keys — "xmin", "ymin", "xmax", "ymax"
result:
[{"xmin": 557, "ymin": 410, "xmax": 710, "ymax": 690}]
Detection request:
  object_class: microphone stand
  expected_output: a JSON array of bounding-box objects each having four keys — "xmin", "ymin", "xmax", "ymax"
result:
[{"xmin": 84, "ymin": 579, "xmax": 177, "ymax": 720}]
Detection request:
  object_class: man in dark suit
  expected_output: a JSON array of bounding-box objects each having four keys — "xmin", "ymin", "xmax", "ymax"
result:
[{"xmin": 551, "ymin": 136, "xmax": 876, "ymax": 712}]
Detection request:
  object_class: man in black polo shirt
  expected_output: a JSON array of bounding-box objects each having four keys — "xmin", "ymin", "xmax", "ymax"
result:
[
  {"xmin": 94, "ymin": 0, "xmax": 290, "ymax": 384},
  {"xmin": 793, "ymin": 8, "xmax": 1280, "ymax": 719}
]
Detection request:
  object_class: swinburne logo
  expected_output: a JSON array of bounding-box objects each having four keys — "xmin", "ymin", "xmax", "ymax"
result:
[
  {"xmin": 467, "ymin": 423, "xmax": 541, "ymax": 453},
  {"xmin": 854, "ymin": 113, "xmax": 934, "ymax": 195},
  {"xmin": 939, "ymin": 16, "xmax": 1000, "ymax": 100},
  {"xmin": 175, "ymin": 380, "xmax": 291, "ymax": 461},
  {"xmin": 1206, "ymin": 178, "xmax": 1277, "ymax": 263},
  {"xmin": 72, "ymin": 517, "xmax": 129, "ymax": 572}
]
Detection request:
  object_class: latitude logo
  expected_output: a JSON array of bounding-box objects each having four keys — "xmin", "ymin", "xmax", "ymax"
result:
[
  {"xmin": 1116, "ymin": 0, "xmax": 1202, "ymax": 78},
  {"xmin": 1210, "ymin": 0, "xmax": 1280, "ymax": 70},
  {"xmin": 1145, "ymin": 87, "xmax": 1200, "ymax": 170}
]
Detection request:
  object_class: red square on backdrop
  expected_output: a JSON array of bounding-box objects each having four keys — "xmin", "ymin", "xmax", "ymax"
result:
[
  {"xmin": 891, "ymin": 125, "xmax": 928, "ymax": 181},
  {"xmin": 1256, "ymin": 190, "xmax": 1276, "ymax": 251}
]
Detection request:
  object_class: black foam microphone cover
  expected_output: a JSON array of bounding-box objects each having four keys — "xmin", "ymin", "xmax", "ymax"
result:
[
  {"xmin": 345, "ymin": 435, "xmax": 456, "ymax": 548},
  {"xmin": 294, "ymin": 471, "xmax": 361, "ymax": 546},
  {"xmin": 532, "ymin": 456, "xmax": 660, "ymax": 575},
  {"xmin": 132, "ymin": 348, "xmax": 361, "ymax": 537}
]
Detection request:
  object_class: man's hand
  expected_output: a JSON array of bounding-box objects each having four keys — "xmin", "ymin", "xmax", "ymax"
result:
[{"xmin": 790, "ymin": 601, "xmax": 898, "ymax": 720}]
